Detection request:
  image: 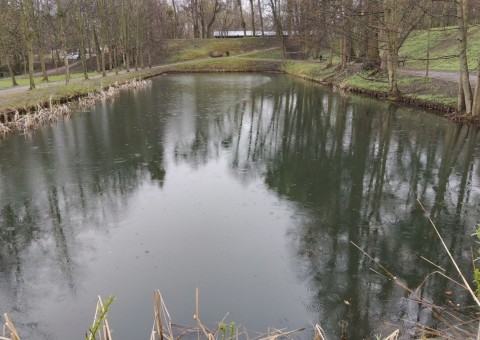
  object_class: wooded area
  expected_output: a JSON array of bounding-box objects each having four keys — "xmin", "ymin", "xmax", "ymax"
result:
[{"xmin": 1, "ymin": 0, "xmax": 480, "ymax": 115}]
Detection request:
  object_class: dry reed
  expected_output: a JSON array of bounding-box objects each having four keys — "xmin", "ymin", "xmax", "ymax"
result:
[
  {"xmin": 1, "ymin": 313, "xmax": 20, "ymax": 340},
  {"xmin": 350, "ymin": 200, "xmax": 480, "ymax": 339},
  {"xmin": 0, "ymin": 78, "xmax": 152, "ymax": 138}
]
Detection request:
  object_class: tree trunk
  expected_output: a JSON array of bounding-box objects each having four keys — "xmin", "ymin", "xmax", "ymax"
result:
[
  {"xmin": 386, "ymin": 49, "xmax": 400, "ymax": 97},
  {"xmin": 6, "ymin": 55, "xmax": 18, "ymax": 86},
  {"xmin": 472, "ymin": 57, "xmax": 480, "ymax": 115},
  {"xmin": 458, "ymin": 0, "xmax": 472, "ymax": 114},
  {"xmin": 257, "ymin": 0, "xmax": 264, "ymax": 36},
  {"xmin": 52, "ymin": 49, "xmax": 58, "ymax": 76},
  {"xmin": 109, "ymin": 46, "xmax": 113, "ymax": 72},
  {"xmin": 171, "ymin": 0, "xmax": 179, "ymax": 38},
  {"xmin": 26, "ymin": 38, "xmax": 35, "ymax": 90},
  {"xmin": 20, "ymin": 0, "xmax": 35, "ymax": 89},
  {"xmin": 98, "ymin": 0, "xmax": 107, "ymax": 77},
  {"xmin": 114, "ymin": 47, "xmax": 119, "ymax": 74},
  {"xmin": 38, "ymin": 45, "xmax": 48, "ymax": 82},
  {"xmin": 249, "ymin": 0, "xmax": 255, "ymax": 35},
  {"xmin": 237, "ymin": 0, "xmax": 246, "ymax": 36},
  {"xmin": 76, "ymin": 0, "xmax": 89, "ymax": 80},
  {"xmin": 269, "ymin": 0, "xmax": 282, "ymax": 37},
  {"xmin": 458, "ymin": 78, "xmax": 466, "ymax": 112},
  {"xmin": 93, "ymin": 29, "xmax": 102, "ymax": 73},
  {"xmin": 326, "ymin": 38, "xmax": 334, "ymax": 68},
  {"xmin": 55, "ymin": 0, "xmax": 70, "ymax": 84},
  {"xmin": 63, "ymin": 52, "xmax": 70, "ymax": 85}
]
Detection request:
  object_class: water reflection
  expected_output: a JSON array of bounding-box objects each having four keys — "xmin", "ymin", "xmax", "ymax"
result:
[
  {"xmin": 166, "ymin": 76, "xmax": 480, "ymax": 337},
  {"xmin": 0, "ymin": 74, "xmax": 479, "ymax": 339}
]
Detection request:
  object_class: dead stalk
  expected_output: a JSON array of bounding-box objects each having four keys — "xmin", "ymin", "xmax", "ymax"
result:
[
  {"xmin": 417, "ymin": 199, "xmax": 480, "ymax": 307},
  {"xmin": 2, "ymin": 314, "xmax": 20, "ymax": 340},
  {"xmin": 151, "ymin": 290, "xmax": 173, "ymax": 340},
  {"xmin": 313, "ymin": 324, "xmax": 327, "ymax": 340}
]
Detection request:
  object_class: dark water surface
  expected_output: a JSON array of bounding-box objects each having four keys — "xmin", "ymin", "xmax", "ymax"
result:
[{"xmin": 0, "ymin": 74, "xmax": 479, "ymax": 339}]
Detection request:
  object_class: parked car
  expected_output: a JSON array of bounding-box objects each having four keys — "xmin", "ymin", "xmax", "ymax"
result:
[{"xmin": 67, "ymin": 52, "xmax": 80, "ymax": 60}]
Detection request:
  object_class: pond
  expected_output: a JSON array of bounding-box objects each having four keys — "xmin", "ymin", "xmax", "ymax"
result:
[{"xmin": 0, "ymin": 74, "xmax": 479, "ymax": 339}]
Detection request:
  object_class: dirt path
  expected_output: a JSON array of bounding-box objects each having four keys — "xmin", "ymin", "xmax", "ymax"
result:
[
  {"xmin": 0, "ymin": 70, "xmax": 108, "ymax": 98},
  {"xmin": 4, "ymin": 52, "xmax": 474, "ymax": 99},
  {"xmin": 0, "ymin": 58, "xmax": 217, "ymax": 100},
  {"xmin": 0, "ymin": 53, "xmax": 275, "ymax": 99},
  {"xmin": 398, "ymin": 67, "xmax": 477, "ymax": 85},
  {"xmin": 33, "ymin": 60, "xmax": 82, "ymax": 77}
]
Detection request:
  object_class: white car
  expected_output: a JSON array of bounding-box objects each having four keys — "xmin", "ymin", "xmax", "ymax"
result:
[{"xmin": 67, "ymin": 53, "xmax": 80, "ymax": 60}]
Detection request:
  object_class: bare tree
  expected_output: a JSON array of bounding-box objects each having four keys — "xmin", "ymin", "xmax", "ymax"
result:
[
  {"xmin": 0, "ymin": 0, "xmax": 21, "ymax": 86},
  {"xmin": 457, "ymin": 0, "xmax": 473, "ymax": 114},
  {"xmin": 380, "ymin": 0, "xmax": 427, "ymax": 97},
  {"xmin": 20, "ymin": 0, "xmax": 36, "ymax": 89}
]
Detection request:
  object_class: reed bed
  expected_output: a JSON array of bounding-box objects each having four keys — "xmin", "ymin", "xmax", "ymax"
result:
[
  {"xmin": 0, "ymin": 78, "xmax": 152, "ymax": 138},
  {"xmin": 151, "ymin": 288, "xmax": 307, "ymax": 340},
  {"xmin": 1, "ymin": 288, "xmax": 401, "ymax": 340}
]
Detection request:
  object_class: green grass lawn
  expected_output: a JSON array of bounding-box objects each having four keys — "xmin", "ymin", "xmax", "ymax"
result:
[
  {"xmin": 0, "ymin": 72, "xmax": 98, "ymax": 90},
  {"xmin": 162, "ymin": 37, "xmax": 282, "ymax": 63},
  {"xmin": 161, "ymin": 56, "xmax": 282, "ymax": 72},
  {"xmin": 0, "ymin": 69, "xmax": 154, "ymax": 113},
  {"xmin": 399, "ymin": 25, "xmax": 480, "ymax": 71}
]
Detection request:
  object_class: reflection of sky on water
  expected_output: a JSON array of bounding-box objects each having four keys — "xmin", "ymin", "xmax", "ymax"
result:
[{"xmin": 0, "ymin": 74, "xmax": 479, "ymax": 339}]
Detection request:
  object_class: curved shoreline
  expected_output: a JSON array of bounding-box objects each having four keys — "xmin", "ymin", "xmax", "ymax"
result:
[
  {"xmin": 0, "ymin": 59, "xmax": 476, "ymax": 139},
  {"xmin": 279, "ymin": 67, "xmax": 468, "ymax": 121}
]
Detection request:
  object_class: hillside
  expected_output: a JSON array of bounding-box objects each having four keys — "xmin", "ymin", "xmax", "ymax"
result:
[{"xmin": 400, "ymin": 25, "xmax": 480, "ymax": 71}]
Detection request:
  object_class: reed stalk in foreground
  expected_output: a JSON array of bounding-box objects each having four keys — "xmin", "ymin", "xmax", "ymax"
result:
[
  {"xmin": 350, "ymin": 200, "xmax": 480, "ymax": 339},
  {"xmin": 1, "ymin": 289, "xmax": 400, "ymax": 340},
  {"xmin": 86, "ymin": 295, "xmax": 115, "ymax": 340},
  {"xmin": 1, "ymin": 313, "xmax": 20, "ymax": 340}
]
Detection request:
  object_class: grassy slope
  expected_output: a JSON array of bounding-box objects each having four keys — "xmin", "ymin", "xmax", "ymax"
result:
[
  {"xmin": 399, "ymin": 25, "xmax": 480, "ymax": 71},
  {"xmin": 1, "ymin": 29, "xmax": 476, "ymax": 116},
  {"xmin": 0, "ymin": 38, "xmax": 283, "ymax": 114},
  {"xmin": 0, "ymin": 71, "xmax": 153, "ymax": 113},
  {"xmin": 161, "ymin": 37, "xmax": 282, "ymax": 62}
]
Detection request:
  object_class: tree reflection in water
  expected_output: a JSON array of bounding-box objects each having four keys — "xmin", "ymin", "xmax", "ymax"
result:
[
  {"xmin": 0, "ymin": 74, "xmax": 479, "ymax": 338},
  {"xmin": 172, "ymin": 77, "xmax": 480, "ymax": 338}
]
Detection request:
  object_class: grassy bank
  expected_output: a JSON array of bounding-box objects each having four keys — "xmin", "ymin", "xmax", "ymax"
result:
[
  {"xmin": 399, "ymin": 25, "xmax": 480, "ymax": 71},
  {"xmin": 0, "ymin": 70, "xmax": 153, "ymax": 115},
  {"xmin": 0, "ymin": 33, "xmax": 473, "ymax": 129},
  {"xmin": 281, "ymin": 61, "xmax": 458, "ymax": 114},
  {"xmin": 0, "ymin": 37, "xmax": 283, "ymax": 117},
  {"xmin": 0, "ymin": 56, "xmax": 459, "ymax": 128},
  {"xmin": 159, "ymin": 37, "xmax": 282, "ymax": 63}
]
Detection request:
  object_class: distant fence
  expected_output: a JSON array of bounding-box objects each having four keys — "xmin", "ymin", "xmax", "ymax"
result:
[{"xmin": 213, "ymin": 30, "xmax": 289, "ymax": 38}]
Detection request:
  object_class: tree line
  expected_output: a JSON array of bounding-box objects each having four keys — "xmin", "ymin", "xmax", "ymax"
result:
[{"xmin": 1, "ymin": 0, "xmax": 480, "ymax": 115}]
